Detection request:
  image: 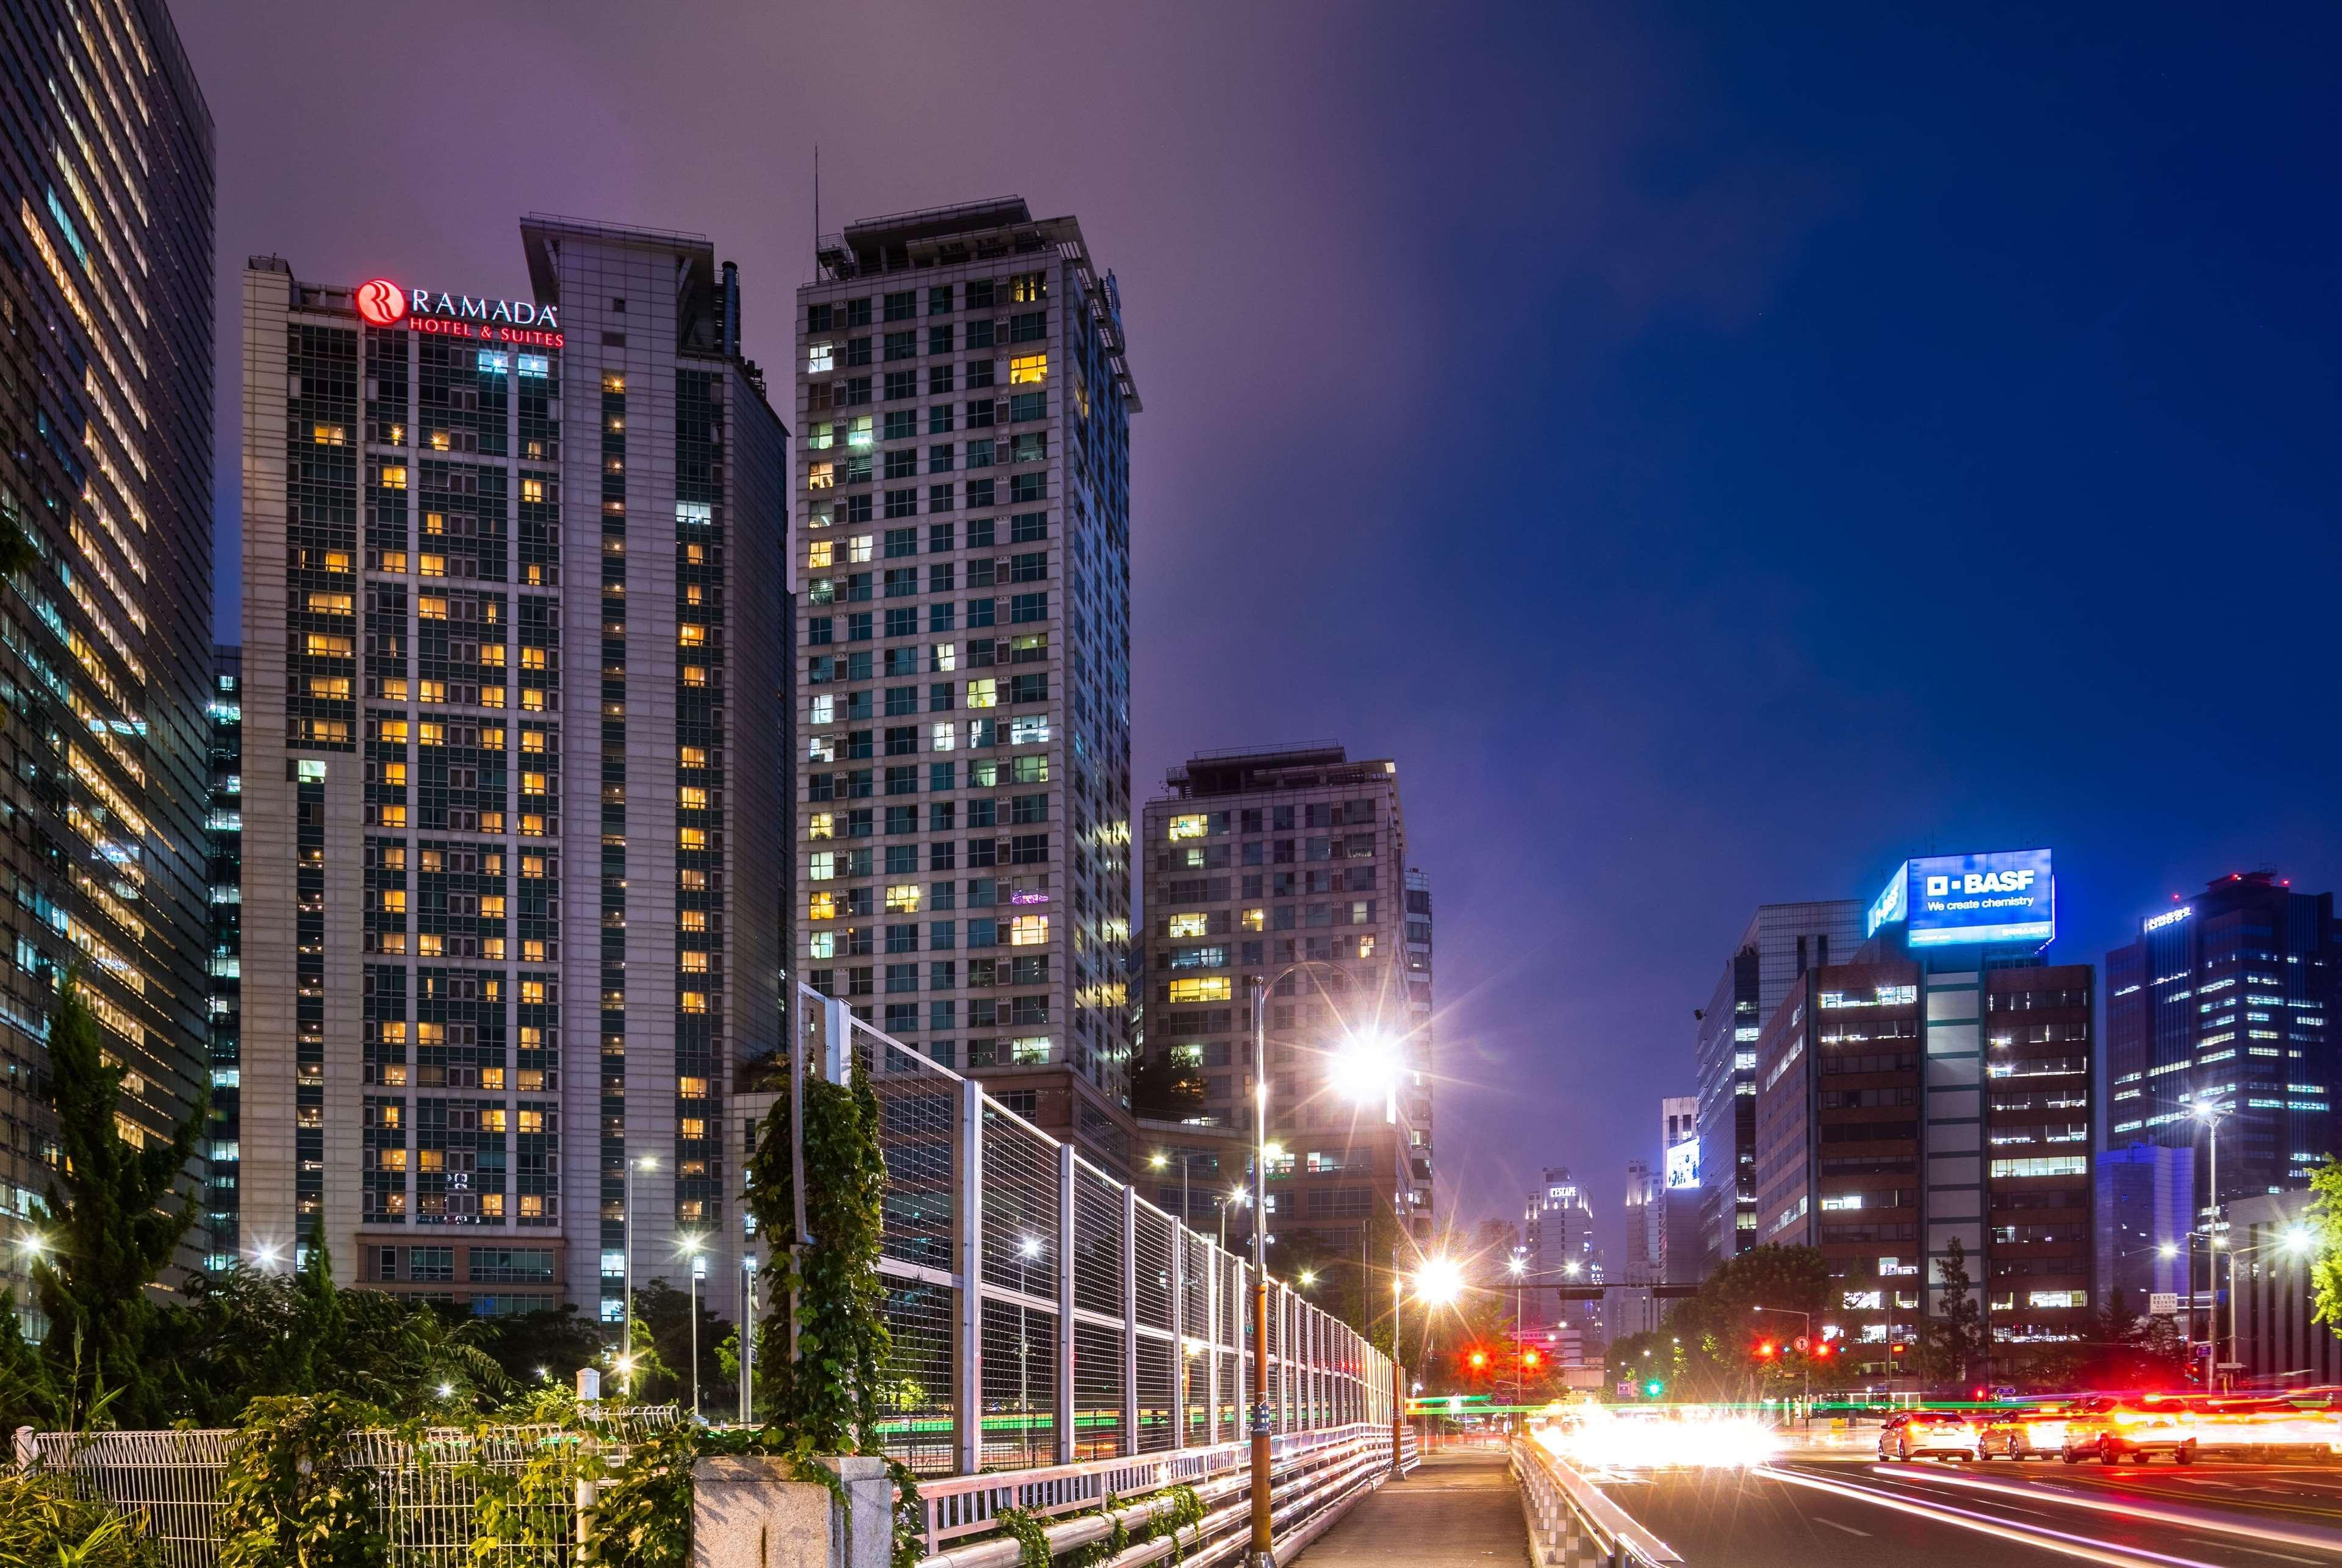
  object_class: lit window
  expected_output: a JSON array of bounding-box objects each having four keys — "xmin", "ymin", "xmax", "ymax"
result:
[
  {"xmin": 806, "ymin": 341, "xmax": 835, "ymax": 373},
  {"xmin": 847, "ymin": 415, "xmax": 872, "ymax": 448},
  {"xmin": 1241, "ymin": 908, "xmax": 1266, "ymax": 932},
  {"xmin": 1168, "ymin": 913, "xmax": 1207, "ymax": 938},
  {"xmin": 965, "ymin": 678, "xmax": 997, "ymax": 709},
  {"xmin": 1009, "ymin": 354, "xmax": 1047, "ymax": 385},
  {"xmin": 931, "ymin": 722, "xmax": 956, "ymax": 752},
  {"xmin": 603, "ymin": 373, "xmax": 627, "ymax": 393},
  {"xmin": 313, "ymin": 423, "xmax": 347, "ymax": 445},
  {"xmin": 678, "ymin": 826, "xmax": 708, "ymax": 849},
  {"xmin": 680, "ymin": 786, "xmax": 709, "ymax": 809},
  {"xmin": 808, "ymin": 893, "xmax": 836, "ymax": 920},
  {"xmin": 379, "ymin": 465, "xmax": 408, "ymax": 489},
  {"xmin": 1168, "ymin": 977, "xmax": 1232, "ymax": 1004},
  {"xmin": 1010, "ymin": 914, "xmax": 1049, "ymax": 946},
  {"xmin": 887, "ymin": 884, "xmax": 922, "ymax": 913},
  {"xmin": 806, "ymin": 539, "xmax": 835, "ymax": 569},
  {"xmin": 521, "ymin": 478, "xmax": 546, "ymax": 503},
  {"xmin": 931, "ymin": 642, "xmax": 957, "ymax": 672},
  {"xmin": 1167, "ymin": 815, "xmax": 1207, "ymax": 841},
  {"xmin": 849, "ymin": 534, "xmax": 875, "ymax": 564},
  {"xmin": 1010, "ymin": 716, "xmax": 1049, "ymax": 746},
  {"xmin": 807, "ymin": 462, "xmax": 834, "ymax": 490},
  {"xmin": 808, "ymin": 813, "xmax": 834, "ymax": 840}
]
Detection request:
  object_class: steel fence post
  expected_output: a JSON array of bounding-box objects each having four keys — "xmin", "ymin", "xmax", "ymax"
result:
[
  {"xmin": 1055, "ymin": 1142, "xmax": 1076, "ymax": 1465},
  {"xmin": 1171, "ymin": 1223, "xmax": 1187, "ymax": 1450},
  {"xmin": 1121, "ymin": 1182, "xmax": 1139, "ymax": 1456},
  {"xmin": 951, "ymin": 1077, "xmax": 984, "ymax": 1474}
]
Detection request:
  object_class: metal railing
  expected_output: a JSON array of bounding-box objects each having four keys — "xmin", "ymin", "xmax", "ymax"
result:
[
  {"xmin": 1510, "ymin": 1437, "xmax": 1680, "ymax": 1567},
  {"xmin": 796, "ymin": 986, "xmax": 1404, "ymax": 1482},
  {"xmin": 19, "ymin": 1410, "xmax": 675, "ymax": 1568}
]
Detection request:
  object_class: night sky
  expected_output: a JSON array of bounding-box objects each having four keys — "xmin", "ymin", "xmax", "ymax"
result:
[{"xmin": 181, "ymin": 2, "xmax": 2342, "ymax": 1265}]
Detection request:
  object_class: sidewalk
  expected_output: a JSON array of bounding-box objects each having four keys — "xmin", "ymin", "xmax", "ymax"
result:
[{"xmin": 1289, "ymin": 1448, "xmax": 1530, "ymax": 1566}]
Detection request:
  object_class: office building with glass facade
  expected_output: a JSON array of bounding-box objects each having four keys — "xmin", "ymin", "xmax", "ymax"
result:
[{"xmin": 0, "ymin": 0, "xmax": 215, "ymax": 1293}]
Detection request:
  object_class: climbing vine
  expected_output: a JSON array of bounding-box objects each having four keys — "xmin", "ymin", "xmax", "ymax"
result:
[
  {"xmin": 745, "ymin": 1059, "xmax": 892, "ymax": 1451},
  {"xmin": 215, "ymin": 1395, "xmax": 386, "ymax": 1568}
]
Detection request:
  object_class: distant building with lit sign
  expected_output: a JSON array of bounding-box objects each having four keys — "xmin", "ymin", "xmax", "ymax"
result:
[{"xmin": 2106, "ymin": 871, "xmax": 2340, "ymax": 1210}]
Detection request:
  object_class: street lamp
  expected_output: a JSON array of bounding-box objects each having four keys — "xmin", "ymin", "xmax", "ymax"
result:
[
  {"xmin": 679, "ymin": 1234, "xmax": 706, "ymax": 1420},
  {"xmin": 1390, "ymin": 1258, "xmax": 1461, "ymax": 1479},
  {"xmin": 623, "ymin": 1154, "xmax": 658, "ymax": 1398},
  {"xmin": 2193, "ymin": 1101, "xmax": 2230, "ymax": 1389}
]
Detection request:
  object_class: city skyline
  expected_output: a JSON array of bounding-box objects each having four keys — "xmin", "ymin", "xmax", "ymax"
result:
[{"xmin": 172, "ymin": 0, "xmax": 2342, "ymax": 1271}]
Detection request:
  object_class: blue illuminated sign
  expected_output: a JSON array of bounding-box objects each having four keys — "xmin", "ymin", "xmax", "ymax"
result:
[
  {"xmin": 1900, "ymin": 849, "xmax": 2055, "ymax": 947},
  {"xmin": 1866, "ymin": 865, "xmax": 1907, "ymax": 937}
]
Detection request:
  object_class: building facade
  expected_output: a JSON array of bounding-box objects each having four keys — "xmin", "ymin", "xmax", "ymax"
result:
[
  {"xmin": 239, "ymin": 218, "xmax": 788, "ymax": 1320},
  {"xmin": 1753, "ymin": 852, "xmax": 2095, "ymax": 1377},
  {"xmin": 2229, "ymin": 1190, "xmax": 2341, "ymax": 1389},
  {"xmin": 1523, "ymin": 1166, "xmax": 1601, "ymax": 1351},
  {"xmin": 0, "ymin": 0, "xmax": 216, "ymax": 1288},
  {"xmin": 2092, "ymin": 1142, "xmax": 2189, "ymax": 1315},
  {"xmin": 791, "ymin": 198, "xmax": 1137, "ymax": 1171},
  {"xmin": 1694, "ymin": 901, "xmax": 1862, "ymax": 1273},
  {"xmin": 204, "ymin": 648, "xmax": 243, "ymax": 1263},
  {"xmin": 1140, "ymin": 744, "xmax": 1431, "ymax": 1253},
  {"xmin": 2106, "ymin": 872, "xmax": 2339, "ymax": 1211}
]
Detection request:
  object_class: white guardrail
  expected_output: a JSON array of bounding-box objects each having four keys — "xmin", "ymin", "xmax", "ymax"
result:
[{"xmin": 1510, "ymin": 1438, "xmax": 1681, "ymax": 1568}]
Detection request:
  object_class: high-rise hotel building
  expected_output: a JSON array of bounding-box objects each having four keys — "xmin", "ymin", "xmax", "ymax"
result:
[
  {"xmin": 1138, "ymin": 745, "xmax": 1434, "ymax": 1251},
  {"xmin": 791, "ymin": 200, "xmax": 1137, "ymax": 1167},
  {"xmin": 239, "ymin": 218, "xmax": 787, "ymax": 1318},
  {"xmin": 204, "ymin": 647, "xmax": 243, "ymax": 1262},
  {"xmin": 0, "ymin": 1, "xmax": 215, "ymax": 1281}
]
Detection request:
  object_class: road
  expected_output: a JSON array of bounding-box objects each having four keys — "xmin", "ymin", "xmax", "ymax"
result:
[{"xmin": 1589, "ymin": 1451, "xmax": 2342, "ymax": 1567}]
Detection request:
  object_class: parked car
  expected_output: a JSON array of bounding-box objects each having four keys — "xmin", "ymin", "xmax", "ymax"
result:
[
  {"xmin": 1976, "ymin": 1401, "xmax": 2075, "ymax": 1460},
  {"xmin": 1879, "ymin": 1410, "xmax": 1979, "ymax": 1461},
  {"xmin": 2058, "ymin": 1394, "xmax": 2196, "ymax": 1465}
]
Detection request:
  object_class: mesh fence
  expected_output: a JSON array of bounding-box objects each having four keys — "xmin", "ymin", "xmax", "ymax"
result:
[
  {"xmin": 808, "ymin": 986, "xmax": 1402, "ymax": 1478},
  {"xmin": 30, "ymin": 1412, "xmax": 674, "ymax": 1568}
]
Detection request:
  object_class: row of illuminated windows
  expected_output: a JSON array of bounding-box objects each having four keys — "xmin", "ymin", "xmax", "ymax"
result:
[
  {"xmin": 803, "ymin": 311, "xmax": 1045, "ymax": 373},
  {"xmin": 806, "ymin": 676, "xmax": 1044, "ymax": 723},
  {"xmin": 805, "ymin": 915, "xmax": 1048, "ymax": 957},
  {"xmin": 803, "ymin": 434, "xmax": 1046, "ymax": 492},
  {"xmin": 806, "ymin": 716, "xmax": 1051, "ymax": 762},
  {"xmin": 803, "ymin": 394, "xmax": 1048, "ymax": 457}
]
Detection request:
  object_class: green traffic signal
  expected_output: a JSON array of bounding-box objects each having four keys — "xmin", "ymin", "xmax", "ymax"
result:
[{"xmin": 1643, "ymin": 1380, "xmax": 1664, "ymax": 1397}]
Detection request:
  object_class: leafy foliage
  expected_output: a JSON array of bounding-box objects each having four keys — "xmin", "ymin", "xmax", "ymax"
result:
[
  {"xmin": 1612, "ymin": 1245, "xmax": 1834, "ymax": 1401},
  {"xmin": 745, "ymin": 1059, "xmax": 890, "ymax": 1450},
  {"xmin": 2307, "ymin": 1157, "xmax": 2342, "ymax": 1340},
  {"xmin": 627, "ymin": 1280, "xmax": 730, "ymax": 1413},
  {"xmin": 215, "ymin": 1395, "xmax": 384, "ymax": 1568},
  {"xmin": 1129, "ymin": 1052, "xmax": 1205, "ymax": 1121},
  {"xmin": 32, "ymin": 976, "xmax": 206, "ymax": 1428},
  {"xmin": 1920, "ymin": 1235, "xmax": 1986, "ymax": 1387},
  {"xmin": 0, "ymin": 1465, "xmax": 161, "ymax": 1568}
]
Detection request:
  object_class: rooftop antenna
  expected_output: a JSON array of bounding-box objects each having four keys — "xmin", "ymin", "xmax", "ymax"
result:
[{"xmin": 812, "ymin": 144, "xmax": 821, "ymax": 275}]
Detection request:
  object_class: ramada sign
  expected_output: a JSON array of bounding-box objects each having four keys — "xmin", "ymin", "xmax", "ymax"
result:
[{"xmin": 354, "ymin": 279, "xmax": 564, "ymax": 348}]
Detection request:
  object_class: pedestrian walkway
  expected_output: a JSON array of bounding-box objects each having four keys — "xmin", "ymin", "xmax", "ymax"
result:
[{"xmin": 1291, "ymin": 1447, "xmax": 1530, "ymax": 1566}]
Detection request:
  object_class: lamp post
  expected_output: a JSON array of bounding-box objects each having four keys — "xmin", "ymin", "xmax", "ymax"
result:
[
  {"xmin": 2194, "ymin": 1101, "xmax": 2229, "ymax": 1389},
  {"xmin": 1753, "ymin": 1305, "xmax": 1813, "ymax": 1424},
  {"xmin": 680, "ymin": 1234, "xmax": 705, "ymax": 1419},
  {"xmin": 622, "ymin": 1154, "xmax": 657, "ymax": 1398},
  {"xmin": 1406, "ymin": 1257, "xmax": 1461, "ymax": 1473}
]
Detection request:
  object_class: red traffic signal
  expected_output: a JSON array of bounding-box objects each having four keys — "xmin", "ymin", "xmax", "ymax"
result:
[
  {"xmin": 1521, "ymin": 1349, "xmax": 1542, "ymax": 1368},
  {"xmin": 1755, "ymin": 1340, "xmax": 1778, "ymax": 1360},
  {"xmin": 1812, "ymin": 1341, "xmax": 1834, "ymax": 1359},
  {"xmin": 1468, "ymin": 1350, "xmax": 1487, "ymax": 1369}
]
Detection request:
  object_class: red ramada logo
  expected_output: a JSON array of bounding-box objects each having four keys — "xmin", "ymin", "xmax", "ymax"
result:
[{"xmin": 354, "ymin": 279, "xmax": 408, "ymax": 326}]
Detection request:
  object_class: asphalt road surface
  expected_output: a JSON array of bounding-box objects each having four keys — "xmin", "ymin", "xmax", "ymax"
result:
[{"xmin": 1589, "ymin": 1452, "xmax": 2342, "ymax": 1567}]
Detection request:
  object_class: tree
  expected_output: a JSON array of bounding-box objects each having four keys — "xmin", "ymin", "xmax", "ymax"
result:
[
  {"xmin": 1130, "ymin": 1051, "xmax": 1205, "ymax": 1121},
  {"xmin": 633, "ymin": 1279, "xmax": 730, "ymax": 1414},
  {"xmin": 2304, "ymin": 1157, "xmax": 2342, "ymax": 1340},
  {"xmin": 32, "ymin": 975, "xmax": 205, "ymax": 1426},
  {"xmin": 476, "ymin": 1304, "xmax": 607, "ymax": 1391},
  {"xmin": 1922, "ymin": 1236, "xmax": 1986, "ymax": 1390},
  {"xmin": 1647, "ymin": 1244, "xmax": 1831, "ymax": 1401}
]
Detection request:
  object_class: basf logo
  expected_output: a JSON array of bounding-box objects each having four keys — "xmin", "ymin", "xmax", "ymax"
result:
[
  {"xmin": 1906, "ymin": 849, "xmax": 2055, "ymax": 948},
  {"xmin": 1867, "ymin": 848, "xmax": 2056, "ymax": 948}
]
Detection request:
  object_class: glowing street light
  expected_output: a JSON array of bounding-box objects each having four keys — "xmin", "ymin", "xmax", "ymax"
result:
[
  {"xmin": 680, "ymin": 1233, "xmax": 708, "ymax": 1419},
  {"xmin": 1413, "ymin": 1256, "xmax": 1463, "ymax": 1307}
]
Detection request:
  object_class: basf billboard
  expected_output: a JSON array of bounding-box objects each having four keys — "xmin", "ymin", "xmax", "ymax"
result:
[
  {"xmin": 1664, "ymin": 1137, "xmax": 1699, "ymax": 1192},
  {"xmin": 1868, "ymin": 849, "xmax": 2055, "ymax": 948}
]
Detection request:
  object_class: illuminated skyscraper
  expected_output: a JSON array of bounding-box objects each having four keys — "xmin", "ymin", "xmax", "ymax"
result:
[
  {"xmin": 239, "ymin": 219, "xmax": 787, "ymax": 1320},
  {"xmin": 0, "ymin": 1, "xmax": 215, "ymax": 1287},
  {"xmin": 791, "ymin": 199, "xmax": 1137, "ymax": 1165}
]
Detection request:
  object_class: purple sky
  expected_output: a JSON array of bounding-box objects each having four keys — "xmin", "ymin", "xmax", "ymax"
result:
[{"xmin": 181, "ymin": 2, "xmax": 2342, "ymax": 1268}]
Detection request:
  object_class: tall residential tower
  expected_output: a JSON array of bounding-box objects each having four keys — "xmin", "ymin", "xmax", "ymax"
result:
[
  {"xmin": 792, "ymin": 199, "xmax": 1137, "ymax": 1167},
  {"xmin": 0, "ymin": 0, "xmax": 215, "ymax": 1285},
  {"xmin": 239, "ymin": 218, "xmax": 787, "ymax": 1320}
]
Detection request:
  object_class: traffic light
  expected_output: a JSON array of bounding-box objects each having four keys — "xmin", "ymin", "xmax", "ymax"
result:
[
  {"xmin": 1643, "ymin": 1380, "xmax": 1664, "ymax": 1398},
  {"xmin": 1755, "ymin": 1340, "xmax": 1777, "ymax": 1360},
  {"xmin": 1468, "ymin": 1350, "xmax": 1487, "ymax": 1370},
  {"xmin": 1812, "ymin": 1341, "xmax": 1834, "ymax": 1359},
  {"xmin": 1521, "ymin": 1348, "xmax": 1542, "ymax": 1368}
]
